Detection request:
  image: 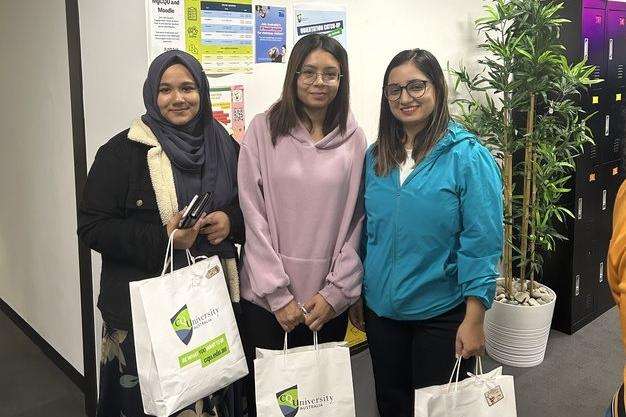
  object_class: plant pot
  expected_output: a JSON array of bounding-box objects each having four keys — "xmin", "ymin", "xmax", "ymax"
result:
[{"xmin": 484, "ymin": 278, "xmax": 556, "ymax": 367}]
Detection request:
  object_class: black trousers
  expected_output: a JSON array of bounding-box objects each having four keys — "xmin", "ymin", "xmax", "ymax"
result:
[
  {"xmin": 239, "ymin": 299, "xmax": 349, "ymax": 417},
  {"xmin": 365, "ymin": 303, "xmax": 475, "ymax": 417}
]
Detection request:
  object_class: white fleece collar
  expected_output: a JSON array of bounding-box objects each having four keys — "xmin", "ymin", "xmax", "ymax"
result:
[
  {"xmin": 126, "ymin": 118, "xmax": 178, "ymax": 225},
  {"xmin": 128, "ymin": 118, "xmax": 159, "ymax": 147}
]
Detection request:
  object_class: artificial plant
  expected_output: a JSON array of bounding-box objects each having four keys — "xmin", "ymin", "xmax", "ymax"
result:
[{"xmin": 451, "ymin": 0, "xmax": 600, "ymax": 300}]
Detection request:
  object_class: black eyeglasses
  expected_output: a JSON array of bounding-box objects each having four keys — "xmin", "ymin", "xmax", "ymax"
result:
[
  {"xmin": 383, "ymin": 79, "xmax": 429, "ymax": 101},
  {"xmin": 297, "ymin": 69, "xmax": 342, "ymax": 85}
]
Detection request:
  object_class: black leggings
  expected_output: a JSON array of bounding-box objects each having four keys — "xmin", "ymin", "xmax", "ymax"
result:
[
  {"xmin": 239, "ymin": 299, "xmax": 349, "ymax": 417},
  {"xmin": 365, "ymin": 303, "xmax": 475, "ymax": 417}
]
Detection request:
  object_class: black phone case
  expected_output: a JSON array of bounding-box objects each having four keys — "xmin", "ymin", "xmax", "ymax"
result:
[{"xmin": 178, "ymin": 192, "xmax": 212, "ymax": 229}]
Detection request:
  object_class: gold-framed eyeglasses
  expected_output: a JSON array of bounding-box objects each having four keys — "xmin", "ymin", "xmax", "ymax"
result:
[
  {"xmin": 297, "ymin": 69, "xmax": 342, "ymax": 85},
  {"xmin": 383, "ymin": 79, "xmax": 429, "ymax": 101}
]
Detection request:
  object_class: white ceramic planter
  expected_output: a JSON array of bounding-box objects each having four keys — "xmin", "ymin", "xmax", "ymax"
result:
[{"xmin": 484, "ymin": 278, "xmax": 556, "ymax": 367}]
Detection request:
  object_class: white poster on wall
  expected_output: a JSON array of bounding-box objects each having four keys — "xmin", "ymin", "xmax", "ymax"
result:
[
  {"xmin": 293, "ymin": 3, "xmax": 347, "ymax": 49},
  {"xmin": 146, "ymin": 0, "xmax": 186, "ymax": 57}
]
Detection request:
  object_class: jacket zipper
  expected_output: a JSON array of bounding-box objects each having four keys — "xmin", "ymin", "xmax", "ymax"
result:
[{"xmin": 390, "ymin": 175, "xmax": 401, "ymax": 314}]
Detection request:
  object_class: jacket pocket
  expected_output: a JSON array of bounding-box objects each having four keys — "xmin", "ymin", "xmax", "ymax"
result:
[{"xmin": 125, "ymin": 188, "xmax": 159, "ymax": 223}]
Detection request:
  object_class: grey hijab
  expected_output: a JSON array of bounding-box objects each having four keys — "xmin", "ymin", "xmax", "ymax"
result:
[
  {"xmin": 141, "ymin": 50, "xmax": 239, "ymax": 259},
  {"xmin": 141, "ymin": 49, "xmax": 218, "ymax": 208}
]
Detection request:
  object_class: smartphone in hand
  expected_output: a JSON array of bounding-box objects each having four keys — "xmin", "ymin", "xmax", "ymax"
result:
[{"xmin": 178, "ymin": 192, "xmax": 213, "ymax": 229}]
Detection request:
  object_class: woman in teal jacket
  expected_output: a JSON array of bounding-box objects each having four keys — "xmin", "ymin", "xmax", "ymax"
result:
[{"xmin": 360, "ymin": 49, "xmax": 503, "ymax": 417}]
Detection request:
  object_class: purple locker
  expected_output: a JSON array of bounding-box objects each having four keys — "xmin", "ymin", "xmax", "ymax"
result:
[
  {"xmin": 607, "ymin": 8, "xmax": 626, "ymax": 88},
  {"xmin": 585, "ymin": 0, "xmax": 607, "ymax": 9},
  {"xmin": 608, "ymin": 1, "xmax": 626, "ymax": 11},
  {"xmin": 583, "ymin": 7, "xmax": 608, "ymax": 82}
]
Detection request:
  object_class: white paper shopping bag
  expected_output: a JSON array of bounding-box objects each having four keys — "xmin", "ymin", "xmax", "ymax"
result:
[
  {"xmin": 414, "ymin": 357, "xmax": 517, "ymax": 417},
  {"xmin": 255, "ymin": 332, "xmax": 356, "ymax": 417},
  {"xmin": 130, "ymin": 232, "xmax": 248, "ymax": 417}
]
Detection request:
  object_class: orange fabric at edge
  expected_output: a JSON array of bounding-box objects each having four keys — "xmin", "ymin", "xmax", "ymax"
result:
[{"xmin": 608, "ymin": 180, "xmax": 626, "ymax": 393}]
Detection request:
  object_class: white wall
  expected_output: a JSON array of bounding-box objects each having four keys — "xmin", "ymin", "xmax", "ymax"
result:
[
  {"xmin": 79, "ymin": 1, "xmax": 485, "ymax": 152},
  {"xmin": 78, "ymin": 0, "xmax": 486, "ymax": 376},
  {"xmin": 78, "ymin": 0, "xmax": 151, "ymax": 377},
  {"xmin": 0, "ymin": 0, "xmax": 83, "ymax": 373}
]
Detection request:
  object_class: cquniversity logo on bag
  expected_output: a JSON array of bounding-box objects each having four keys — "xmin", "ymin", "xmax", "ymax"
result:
[
  {"xmin": 276, "ymin": 385, "xmax": 334, "ymax": 414},
  {"xmin": 276, "ymin": 385, "xmax": 299, "ymax": 417},
  {"xmin": 170, "ymin": 305, "xmax": 193, "ymax": 345},
  {"xmin": 170, "ymin": 303, "xmax": 221, "ymax": 345}
]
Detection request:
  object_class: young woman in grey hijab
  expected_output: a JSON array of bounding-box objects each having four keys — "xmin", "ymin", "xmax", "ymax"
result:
[{"xmin": 78, "ymin": 50, "xmax": 243, "ymax": 417}]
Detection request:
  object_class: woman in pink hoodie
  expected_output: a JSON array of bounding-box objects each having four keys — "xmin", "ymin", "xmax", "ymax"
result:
[{"xmin": 237, "ymin": 33, "xmax": 366, "ymax": 416}]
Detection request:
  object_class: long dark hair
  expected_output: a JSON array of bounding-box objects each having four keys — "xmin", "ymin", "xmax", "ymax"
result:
[
  {"xmin": 374, "ymin": 49, "xmax": 450, "ymax": 176},
  {"xmin": 268, "ymin": 34, "xmax": 350, "ymax": 145}
]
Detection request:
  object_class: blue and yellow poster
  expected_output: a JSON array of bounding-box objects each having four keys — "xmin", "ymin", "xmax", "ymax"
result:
[
  {"xmin": 254, "ymin": 5, "xmax": 287, "ymax": 63},
  {"xmin": 147, "ymin": 0, "xmax": 253, "ymax": 76}
]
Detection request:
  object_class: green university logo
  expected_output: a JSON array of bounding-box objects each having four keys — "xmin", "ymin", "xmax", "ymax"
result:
[
  {"xmin": 170, "ymin": 305, "xmax": 193, "ymax": 345},
  {"xmin": 276, "ymin": 385, "xmax": 299, "ymax": 417}
]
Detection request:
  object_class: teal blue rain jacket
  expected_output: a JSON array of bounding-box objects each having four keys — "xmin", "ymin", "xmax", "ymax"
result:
[{"xmin": 362, "ymin": 121, "xmax": 503, "ymax": 321}]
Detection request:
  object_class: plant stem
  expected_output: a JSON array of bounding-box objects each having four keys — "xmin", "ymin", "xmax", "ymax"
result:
[
  {"xmin": 529, "ymin": 144, "xmax": 538, "ymax": 298},
  {"xmin": 500, "ymin": 24, "xmax": 510, "ymax": 298},
  {"xmin": 520, "ymin": 93, "xmax": 536, "ymax": 292},
  {"xmin": 503, "ymin": 109, "xmax": 514, "ymax": 298}
]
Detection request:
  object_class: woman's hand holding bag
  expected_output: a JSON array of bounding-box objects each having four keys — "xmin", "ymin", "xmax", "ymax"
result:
[{"xmin": 455, "ymin": 297, "xmax": 486, "ymax": 358}]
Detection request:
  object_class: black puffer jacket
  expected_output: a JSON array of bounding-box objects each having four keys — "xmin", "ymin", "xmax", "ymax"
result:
[{"xmin": 78, "ymin": 125, "xmax": 244, "ymax": 330}]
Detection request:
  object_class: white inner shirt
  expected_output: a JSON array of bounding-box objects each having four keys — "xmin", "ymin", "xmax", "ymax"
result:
[{"xmin": 399, "ymin": 149, "xmax": 415, "ymax": 185}]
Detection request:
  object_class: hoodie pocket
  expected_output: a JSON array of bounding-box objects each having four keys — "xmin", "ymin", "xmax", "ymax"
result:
[{"xmin": 278, "ymin": 254, "xmax": 332, "ymax": 302}]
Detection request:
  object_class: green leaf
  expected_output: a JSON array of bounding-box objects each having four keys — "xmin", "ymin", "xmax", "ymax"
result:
[
  {"xmin": 515, "ymin": 46, "xmax": 533, "ymax": 60},
  {"xmin": 559, "ymin": 207, "xmax": 575, "ymax": 218}
]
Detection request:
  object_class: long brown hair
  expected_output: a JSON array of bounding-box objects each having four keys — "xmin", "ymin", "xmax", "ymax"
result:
[
  {"xmin": 268, "ymin": 34, "xmax": 350, "ymax": 145},
  {"xmin": 374, "ymin": 49, "xmax": 450, "ymax": 176}
]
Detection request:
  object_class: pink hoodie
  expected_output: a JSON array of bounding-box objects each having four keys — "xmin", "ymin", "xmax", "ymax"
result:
[{"xmin": 238, "ymin": 111, "xmax": 366, "ymax": 314}]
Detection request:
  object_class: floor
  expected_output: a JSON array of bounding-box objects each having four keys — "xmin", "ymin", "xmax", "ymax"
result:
[
  {"xmin": 0, "ymin": 311, "xmax": 85, "ymax": 417},
  {"xmin": 487, "ymin": 307, "xmax": 624, "ymax": 417},
  {"xmin": 0, "ymin": 307, "xmax": 622, "ymax": 417}
]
